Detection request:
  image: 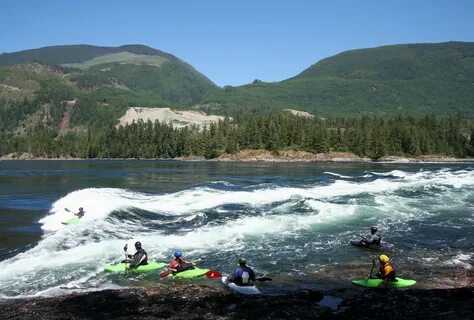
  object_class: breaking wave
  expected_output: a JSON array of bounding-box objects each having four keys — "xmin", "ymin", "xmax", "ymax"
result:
[{"xmin": 1, "ymin": 167, "xmax": 473, "ymax": 297}]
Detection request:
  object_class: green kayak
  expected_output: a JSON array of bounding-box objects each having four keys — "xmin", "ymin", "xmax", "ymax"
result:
[
  {"xmin": 62, "ymin": 217, "xmax": 81, "ymax": 225},
  {"xmin": 104, "ymin": 261, "xmax": 167, "ymax": 273},
  {"xmin": 172, "ymin": 267, "xmax": 210, "ymax": 279},
  {"xmin": 352, "ymin": 277, "xmax": 416, "ymax": 288}
]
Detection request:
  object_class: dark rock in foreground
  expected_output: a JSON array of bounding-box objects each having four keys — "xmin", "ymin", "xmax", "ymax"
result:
[{"xmin": 0, "ymin": 284, "xmax": 472, "ymax": 320}]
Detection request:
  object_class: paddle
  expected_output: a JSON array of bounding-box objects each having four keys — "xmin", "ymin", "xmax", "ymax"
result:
[
  {"xmin": 160, "ymin": 269, "xmax": 172, "ymax": 278},
  {"xmin": 61, "ymin": 208, "xmax": 73, "ymax": 225},
  {"xmin": 256, "ymin": 276, "xmax": 272, "ymax": 282},
  {"xmin": 368, "ymin": 259, "xmax": 376, "ymax": 279},
  {"xmin": 122, "ymin": 244, "xmax": 131, "ymax": 265}
]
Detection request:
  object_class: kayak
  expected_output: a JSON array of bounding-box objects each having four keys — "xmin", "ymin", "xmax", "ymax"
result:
[
  {"xmin": 221, "ymin": 276, "xmax": 261, "ymax": 295},
  {"xmin": 172, "ymin": 267, "xmax": 211, "ymax": 279},
  {"xmin": 350, "ymin": 240, "xmax": 394, "ymax": 251},
  {"xmin": 352, "ymin": 277, "xmax": 416, "ymax": 288},
  {"xmin": 104, "ymin": 261, "xmax": 167, "ymax": 273},
  {"xmin": 62, "ymin": 217, "xmax": 81, "ymax": 225}
]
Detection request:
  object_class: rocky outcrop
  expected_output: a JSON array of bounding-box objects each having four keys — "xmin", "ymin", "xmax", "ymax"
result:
[
  {"xmin": 283, "ymin": 109, "xmax": 315, "ymax": 119},
  {"xmin": 217, "ymin": 149, "xmax": 370, "ymax": 162},
  {"xmin": 117, "ymin": 107, "xmax": 226, "ymax": 129},
  {"xmin": 0, "ymin": 284, "xmax": 472, "ymax": 320}
]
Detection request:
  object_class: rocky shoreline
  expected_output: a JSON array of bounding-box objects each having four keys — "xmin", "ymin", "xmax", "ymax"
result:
[
  {"xmin": 0, "ymin": 284, "xmax": 472, "ymax": 320},
  {"xmin": 1, "ymin": 150, "xmax": 474, "ymax": 163}
]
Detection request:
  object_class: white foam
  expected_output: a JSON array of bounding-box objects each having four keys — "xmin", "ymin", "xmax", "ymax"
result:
[
  {"xmin": 444, "ymin": 253, "xmax": 473, "ymax": 270},
  {"xmin": 323, "ymin": 172, "xmax": 354, "ymax": 179},
  {"xmin": 370, "ymin": 170, "xmax": 409, "ymax": 177},
  {"xmin": 40, "ymin": 168, "xmax": 474, "ymax": 231},
  {"xmin": 3, "ymin": 167, "xmax": 474, "ymax": 297}
]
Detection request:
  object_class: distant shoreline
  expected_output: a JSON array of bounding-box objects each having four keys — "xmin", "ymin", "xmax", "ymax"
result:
[{"xmin": 1, "ymin": 150, "xmax": 474, "ymax": 164}]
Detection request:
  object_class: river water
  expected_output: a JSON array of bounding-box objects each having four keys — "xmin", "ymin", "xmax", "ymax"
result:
[{"xmin": 0, "ymin": 160, "xmax": 472, "ymax": 297}]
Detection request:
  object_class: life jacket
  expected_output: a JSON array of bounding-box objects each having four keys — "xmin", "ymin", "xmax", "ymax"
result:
[
  {"xmin": 169, "ymin": 258, "xmax": 183, "ymax": 269},
  {"xmin": 241, "ymin": 271, "xmax": 250, "ymax": 284},
  {"xmin": 380, "ymin": 261, "xmax": 396, "ymax": 279},
  {"xmin": 233, "ymin": 266, "xmax": 255, "ymax": 286},
  {"xmin": 134, "ymin": 248, "xmax": 148, "ymax": 265}
]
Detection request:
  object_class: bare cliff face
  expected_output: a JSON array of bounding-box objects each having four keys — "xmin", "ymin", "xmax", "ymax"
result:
[{"xmin": 117, "ymin": 107, "xmax": 226, "ymax": 129}]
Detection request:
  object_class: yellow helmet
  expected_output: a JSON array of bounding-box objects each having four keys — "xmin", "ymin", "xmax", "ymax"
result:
[{"xmin": 379, "ymin": 254, "xmax": 390, "ymax": 263}]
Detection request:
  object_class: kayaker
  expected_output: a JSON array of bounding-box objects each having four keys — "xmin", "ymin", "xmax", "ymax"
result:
[
  {"xmin": 168, "ymin": 250, "xmax": 194, "ymax": 273},
  {"xmin": 361, "ymin": 226, "xmax": 381, "ymax": 246},
  {"xmin": 74, "ymin": 207, "xmax": 85, "ymax": 218},
  {"xmin": 227, "ymin": 258, "xmax": 256, "ymax": 286},
  {"xmin": 377, "ymin": 254, "xmax": 396, "ymax": 282},
  {"xmin": 123, "ymin": 241, "xmax": 148, "ymax": 268}
]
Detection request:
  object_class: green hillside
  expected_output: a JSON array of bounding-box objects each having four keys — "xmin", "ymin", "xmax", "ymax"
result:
[
  {"xmin": 0, "ymin": 44, "xmax": 217, "ymax": 131},
  {"xmin": 204, "ymin": 42, "xmax": 474, "ymax": 116},
  {"xmin": 1, "ymin": 41, "xmax": 474, "ymax": 136},
  {"xmin": 0, "ymin": 44, "xmax": 217, "ymax": 106},
  {"xmin": 0, "ymin": 44, "xmax": 175, "ymax": 66}
]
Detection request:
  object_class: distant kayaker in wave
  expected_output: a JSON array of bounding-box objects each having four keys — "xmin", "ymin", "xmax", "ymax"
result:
[
  {"xmin": 74, "ymin": 207, "xmax": 85, "ymax": 218},
  {"xmin": 361, "ymin": 226, "xmax": 381, "ymax": 246},
  {"xmin": 123, "ymin": 241, "xmax": 148, "ymax": 268},
  {"xmin": 227, "ymin": 258, "xmax": 256, "ymax": 286}
]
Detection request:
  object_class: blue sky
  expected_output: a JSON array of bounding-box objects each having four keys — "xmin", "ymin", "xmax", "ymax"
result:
[{"xmin": 1, "ymin": 0, "xmax": 473, "ymax": 86}]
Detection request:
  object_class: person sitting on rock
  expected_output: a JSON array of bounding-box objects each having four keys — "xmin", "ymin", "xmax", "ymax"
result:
[
  {"xmin": 227, "ymin": 258, "xmax": 256, "ymax": 286},
  {"xmin": 361, "ymin": 226, "xmax": 381, "ymax": 246},
  {"xmin": 168, "ymin": 250, "xmax": 194, "ymax": 273},
  {"xmin": 123, "ymin": 241, "xmax": 148, "ymax": 268},
  {"xmin": 74, "ymin": 207, "xmax": 85, "ymax": 218},
  {"xmin": 377, "ymin": 254, "xmax": 396, "ymax": 282}
]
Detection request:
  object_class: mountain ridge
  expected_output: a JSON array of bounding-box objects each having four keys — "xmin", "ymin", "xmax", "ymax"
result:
[
  {"xmin": 203, "ymin": 41, "xmax": 474, "ymax": 116},
  {"xmin": 1, "ymin": 41, "xmax": 474, "ymax": 135}
]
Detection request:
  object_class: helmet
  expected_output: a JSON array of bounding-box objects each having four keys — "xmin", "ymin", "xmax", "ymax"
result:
[
  {"xmin": 174, "ymin": 250, "xmax": 182, "ymax": 258},
  {"xmin": 370, "ymin": 226, "xmax": 378, "ymax": 234},
  {"xmin": 379, "ymin": 254, "xmax": 390, "ymax": 263},
  {"xmin": 79, "ymin": 207, "xmax": 84, "ymax": 212},
  {"xmin": 135, "ymin": 241, "xmax": 142, "ymax": 249},
  {"xmin": 238, "ymin": 258, "xmax": 247, "ymax": 266}
]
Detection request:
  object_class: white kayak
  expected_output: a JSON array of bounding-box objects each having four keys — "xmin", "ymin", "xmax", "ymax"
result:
[{"xmin": 221, "ymin": 276, "xmax": 261, "ymax": 295}]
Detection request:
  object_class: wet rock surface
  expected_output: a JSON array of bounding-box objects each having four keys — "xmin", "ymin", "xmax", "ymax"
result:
[{"xmin": 0, "ymin": 284, "xmax": 473, "ymax": 320}]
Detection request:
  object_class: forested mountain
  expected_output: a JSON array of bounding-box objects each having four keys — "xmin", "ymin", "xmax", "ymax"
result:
[
  {"xmin": 2, "ymin": 42, "xmax": 474, "ymax": 134},
  {"xmin": 205, "ymin": 42, "xmax": 474, "ymax": 116},
  {"xmin": 0, "ymin": 44, "xmax": 218, "ymax": 132},
  {"xmin": 1, "ymin": 42, "xmax": 474, "ymax": 160}
]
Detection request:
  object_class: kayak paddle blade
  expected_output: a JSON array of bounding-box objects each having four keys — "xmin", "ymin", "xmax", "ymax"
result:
[
  {"xmin": 160, "ymin": 270, "xmax": 171, "ymax": 278},
  {"xmin": 256, "ymin": 276, "xmax": 272, "ymax": 282},
  {"xmin": 206, "ymin": 270, "xmax": 222, "ymax": 279}
]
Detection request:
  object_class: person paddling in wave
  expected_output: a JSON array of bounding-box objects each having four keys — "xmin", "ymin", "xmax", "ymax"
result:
[
  {"xmin": 226, "ymin": 258, "xmax": 256, "ymax": 286},
  {"xmin": 65, "ymin": 207, "xmax": 85, "ymax": 218},
  {"xmin": 360, "ymin": 226, "xmax": 381, "ymax": 246},
  {"xmin": 167, "ymin": 250, "xmax": 194, "ymax": 273},
  {"xmin": 75, "ymin": 207, "xmax": 85, "ymax": 218},
  {"xmin": 123, "ymin": 241, "xmax": 148, "ymax": 269}
]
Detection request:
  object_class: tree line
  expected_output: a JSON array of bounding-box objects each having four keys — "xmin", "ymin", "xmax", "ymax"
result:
[{"xmin": 1, "ymin": 113, "xmax": 473, "ymax": 160}]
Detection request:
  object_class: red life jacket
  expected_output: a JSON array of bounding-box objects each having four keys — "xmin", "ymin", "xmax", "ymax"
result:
[{"xmin": 169, "ymin": 258, "xmax": 183, "ymax": 269}]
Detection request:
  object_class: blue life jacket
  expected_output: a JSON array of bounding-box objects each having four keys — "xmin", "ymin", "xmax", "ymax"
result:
[{"xmin": 231, "ymin": 266, "xmax": 256, "ymax": 286}]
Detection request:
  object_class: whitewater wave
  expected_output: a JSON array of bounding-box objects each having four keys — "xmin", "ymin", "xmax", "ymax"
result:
[
  {"xmin": 1, "ymin": 167, "xmax": 474, "ymax": 297},
  {"xmin": 444, "ymin": 253, "xmax": 473, "ymax": 270},
  {"xmin": 323, "ymin": 172, "xmax": 355, "ymax": 179},
  {"xmin": 41, "ymin": 168, "xmax": 474, "ymax": 232}
]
